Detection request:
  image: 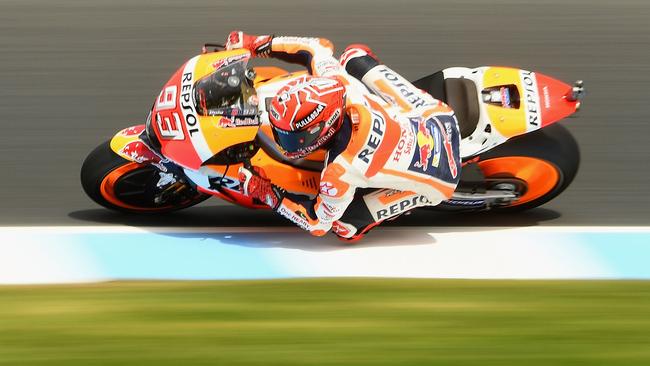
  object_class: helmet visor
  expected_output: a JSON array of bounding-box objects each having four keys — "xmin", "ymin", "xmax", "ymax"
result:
[{"xmin": 272, "ymin": 122, "xmax": 325, "ymax": 158}]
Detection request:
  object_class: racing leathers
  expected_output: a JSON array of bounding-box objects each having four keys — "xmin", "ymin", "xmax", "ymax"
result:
[{"xmin": 232, "ymin": 34, "xmax": 461, "ymax": 239}]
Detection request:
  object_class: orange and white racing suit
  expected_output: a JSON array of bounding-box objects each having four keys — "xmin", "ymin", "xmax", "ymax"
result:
[{"xmin": 256, "ymin": 36, "xmax": 461, "ymax": 239}]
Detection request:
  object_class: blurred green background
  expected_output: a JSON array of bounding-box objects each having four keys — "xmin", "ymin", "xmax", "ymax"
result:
[{"xmin": 1, "ymin": 279, "xmax": 649, "ymax": 365}]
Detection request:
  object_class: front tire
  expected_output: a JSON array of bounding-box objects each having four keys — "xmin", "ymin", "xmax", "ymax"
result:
[{"xmin": 80, "ymin": 140, "xmax": 209, "ymax": 213}]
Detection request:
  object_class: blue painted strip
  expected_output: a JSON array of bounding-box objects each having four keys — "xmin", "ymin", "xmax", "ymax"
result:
[
  {"xmin": 1, "ymin": 228, "xmax": 649, "ymax": 283},
  {"xmin": 574, "ymin": 233, "xmax": 650, "ymax": 279},
  {"xmin": 78, "ymin": 233, "xmax": 288, "ymax": 280}
]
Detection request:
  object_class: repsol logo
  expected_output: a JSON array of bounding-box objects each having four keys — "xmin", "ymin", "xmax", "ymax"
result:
[
  {"xmin": 377, "ymin": 67, "xmax": 427, "ymax": 108},
  {"xmin": 376, "ymin": 195, "xmax": 431, "ymax": 219},
  {"xmin": 181, "ymin": 72, "xmax": 199, "ymax": 137},
  {"xmin": 295, "ymin": 104, "xmax": 325, "ymax": 129},
  {"xmin": 521, "ymin": 70, "xmax": 540, "ymax": 128},
  {"xmin": 357, "ymin": 112, "xmax": 386, "ymax": 164}
]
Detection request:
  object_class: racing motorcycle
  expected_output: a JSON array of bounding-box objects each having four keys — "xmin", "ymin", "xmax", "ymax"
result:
[{"xmin": 81, "ymin": 44, "xmax": 584, "ymax": 225}]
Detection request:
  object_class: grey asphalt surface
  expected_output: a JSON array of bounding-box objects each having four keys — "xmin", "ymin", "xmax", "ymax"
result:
[{"xmin": 1, "ymin": 0, "xmax": 649, "ymax": 227}]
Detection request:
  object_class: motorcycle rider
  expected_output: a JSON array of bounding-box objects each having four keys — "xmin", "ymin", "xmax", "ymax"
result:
[{"xmin": 227, "ymin": 31, "xmax": 461, "ymax": 241}]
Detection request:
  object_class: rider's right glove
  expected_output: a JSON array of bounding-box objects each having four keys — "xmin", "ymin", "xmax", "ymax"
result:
[
  {"xmin": 225, "ymin": 31, "xmax": 273, "ymax": 57},
  {"xmin": 238, "ymin": 166, "xmax": 283, "ymax": 209}
]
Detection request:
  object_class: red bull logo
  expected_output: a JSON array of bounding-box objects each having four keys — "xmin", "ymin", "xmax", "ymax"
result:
[
  {"xmin": 218, "ymin": 117, "xmax": 236, "ymax": 128},
  {"xmin": 119, "ymin": 141, "xmax": 162, "ymax": 164},
  {"xmin": 413, "ymin": 119, "xmax": 440, "ymax": 170},
  {"xmin": 119, "ymin": 125, "xmax": 145, "ymax": 137}
]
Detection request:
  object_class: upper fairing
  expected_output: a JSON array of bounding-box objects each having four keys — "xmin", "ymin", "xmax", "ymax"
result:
[{"xmin": 149, "ymin": 49, "xmax": 260, "ymax": 170}]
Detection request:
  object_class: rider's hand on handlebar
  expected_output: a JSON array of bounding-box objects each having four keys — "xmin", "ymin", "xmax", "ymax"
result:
[
  {"xmin": 226, "ymin": 31, "xmax": 273, "ymax": 57},
  {"xmin": 238, "ymin": 166, "xmax": 280, "ymax": 208}
]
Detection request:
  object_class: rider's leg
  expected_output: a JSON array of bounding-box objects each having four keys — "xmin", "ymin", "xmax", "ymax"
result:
[{"xmin": 333, "ymin": 188, "xmax": 433, "ymax": 242}]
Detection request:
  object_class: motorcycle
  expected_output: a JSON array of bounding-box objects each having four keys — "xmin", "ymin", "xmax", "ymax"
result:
[{"xmin": 81, "ymin": 43, "xmax": 584, "ymax": 226}]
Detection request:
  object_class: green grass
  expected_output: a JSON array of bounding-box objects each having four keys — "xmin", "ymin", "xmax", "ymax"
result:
[{"xmin": 0, "ymin": 279, "xmax": 649, "ymax": 365}]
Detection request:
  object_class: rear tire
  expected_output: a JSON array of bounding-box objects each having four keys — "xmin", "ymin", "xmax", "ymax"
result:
[
  {"xmin": 80, "ymin": 140, "xmax": 209, "ymax": 213},
  {"xmin": 478, "ymin": 124, "xmax": 580, "ymax": 211}
]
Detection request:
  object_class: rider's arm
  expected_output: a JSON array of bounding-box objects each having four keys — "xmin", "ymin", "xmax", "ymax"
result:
[
  {"xmin": 225, "ymin": 31, "xmax": 342, "ymax": 77},
  {"xmin": 275, "ymin": 159, "xmax": 356, "ymax": 236},
  {"xmin": 238, "ymin": 161, "xmax": 355, "ymax": 237},
  {"xmin": 267, "ymin": 36, "xmax": 341, "ymax": 77},
  {"xmin": 275, "ymin": 179, "xmax": 355, "ymax": 236}
]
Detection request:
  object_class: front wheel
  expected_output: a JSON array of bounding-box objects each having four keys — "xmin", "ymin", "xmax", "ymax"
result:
[{"xmin": 80, "ymin": 140, "xmax": 209, "ymax": 213}]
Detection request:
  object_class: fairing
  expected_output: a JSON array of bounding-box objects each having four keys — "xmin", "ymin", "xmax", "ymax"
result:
[{"xmin": 148, "ymin": 49, "xmax": 260, "ymax": 170}]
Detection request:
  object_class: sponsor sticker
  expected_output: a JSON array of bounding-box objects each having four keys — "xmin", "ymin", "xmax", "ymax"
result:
[
  {"xmin": 294, "ymin": 104, "xmax": 325, "ymax": 129},
  {"xmin": 331, "ymin": 221, "xmax": 354, "ymax": 237},
  {"xmin": 407, "ymin": 115, "xmax": 458, "ymax": 180},
  {"xmin": 392, "ymin": 125, "xmax": 415, "ymax": 162},
  {"xmin": 217, "ymin": 116, "xmax": 259, "ymax": 128},
  {"xmin": 520, "ymin": 70, "xmax": 541, "ymax": 131},
  {"xmin": 376, "ymin": 67, "xmax": 433, "ymax": 109},
  {"xmin": 269, "ymin": 105, "xmax": 281, "ymax": 121},
  {"xmin": 208, "ymin": 175, "xmax": 240, "ymax": 191},
  {"xmin": 443, "ymin": 199, "xmax": 485, "ymax": 206},
  {"xmin": 319, "ymin": 181, "xmax": 338, "ymax": 196},
  {"xmin": 210, "ymin": 53, "xmax": 249, "ymax": 70},
  {"xmin": 120, "ymin": 125, "xmax": 145, "ymax": 137},
  {"xmin": 277, "ymin": 205, "xmax": 311, "ymax": 231},
  {"xmin": 363, "ymin": 189, "xmax": 432, "ymax": 222},
  {"xmin": 119, "ymin": 140, "xmax": 163, "ymax": 164},
  {"xmin": 357, "ymin": 111, "xmax": 386, "ymax": 164},
  {"xmin": 408, "ymin": 117, "xmax": 441, "ymax": 172}
]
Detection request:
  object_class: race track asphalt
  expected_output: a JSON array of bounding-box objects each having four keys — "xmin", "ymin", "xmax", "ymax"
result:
[{"xmin": 1, "ymin": 0, "xmax": 648, "ymax": 227}]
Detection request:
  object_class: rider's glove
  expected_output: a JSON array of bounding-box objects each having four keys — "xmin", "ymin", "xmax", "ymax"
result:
[
  {"xmin": 238, "ymin": 166, "xmax": 282, "ymax": 209},
  {"xmin": 226, "ymin": 31, "xmax": 273, "ymax": 57}
]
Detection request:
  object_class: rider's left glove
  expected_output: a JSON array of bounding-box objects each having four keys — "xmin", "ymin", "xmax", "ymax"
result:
[
  {"xmin": 238, "ymin": 166, "xmax": 282, "ymax": 209},
  {"xmin": 225, "ymin": 31, "xmax": 273, "ymax": 57}
]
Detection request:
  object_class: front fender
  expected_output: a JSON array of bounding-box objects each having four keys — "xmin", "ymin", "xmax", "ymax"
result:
[{"xmin": 109, "ymin": 125, "xmax": 164, "ymax": 164}]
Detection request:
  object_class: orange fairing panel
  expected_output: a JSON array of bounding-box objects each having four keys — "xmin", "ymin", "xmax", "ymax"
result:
[
  {"xmin": 253, "ymin": 66, "xmax": 289, "ymax": 83},
  {"xmin": 206, "ymin": 164, "xmax": 320, "ymax": 197},
  {"xmin": 204, "ymin": 144, "xmax": 322, "ymax": 197}
]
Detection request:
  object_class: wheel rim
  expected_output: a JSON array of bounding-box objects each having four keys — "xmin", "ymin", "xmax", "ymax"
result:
[
  {"xmin": 100, "ymin": 162, "xmax": 202, "ymax": 212},
  {"xmin": 477, "ymin": 156, "xmax": 561, "ymax": 206}
]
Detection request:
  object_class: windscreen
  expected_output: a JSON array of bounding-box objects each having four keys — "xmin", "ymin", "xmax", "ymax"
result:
[{"xmin": 194, "ymin": 60, "xmax": 258, "ymax": 117}]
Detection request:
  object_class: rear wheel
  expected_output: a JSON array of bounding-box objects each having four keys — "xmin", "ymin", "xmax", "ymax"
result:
[
  {"xmin": 80, "ymin": 140, "xmax": 209, "ymax": 213},
  {"xmin": 477, "ymin": 124, "xmax": 580, "ymax": 211}
]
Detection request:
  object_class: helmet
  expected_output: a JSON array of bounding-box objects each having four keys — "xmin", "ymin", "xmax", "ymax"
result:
[{"xmin": 268, "ymin": 76, "xmax": 345, "ymax": 159}]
